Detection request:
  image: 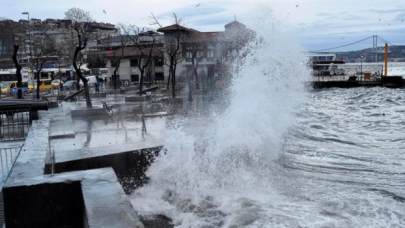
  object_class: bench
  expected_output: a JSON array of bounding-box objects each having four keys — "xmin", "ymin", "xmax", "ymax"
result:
[
  {"xmin": 101, "ymin": 101, "xmax": 113, "ymax": 114},
  {"xmin": 42, "ymin": 97, "xmax": 59, "ymax": 108},
  {"xmin": 135, "ymin": 86, "xmax": 158, "ymax": 95},
  {"xmin": 63, "ymin": 89, "xmax": 84, "ymax": 102}
]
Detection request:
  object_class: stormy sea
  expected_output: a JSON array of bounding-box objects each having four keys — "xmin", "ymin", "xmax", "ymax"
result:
[{"xmin": 129, "ymin": 5, "xmax": 405, "ymax": 228}]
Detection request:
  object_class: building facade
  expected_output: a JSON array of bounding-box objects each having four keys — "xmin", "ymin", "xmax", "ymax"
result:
[{"xmin": 100, "ymin": 20, "xmax": 252, "ymax": 86}]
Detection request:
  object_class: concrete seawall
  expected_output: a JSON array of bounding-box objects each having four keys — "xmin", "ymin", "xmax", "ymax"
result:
[{"xmin": 3, "ymin": 120, "xmax": 146, "ymax": 228}]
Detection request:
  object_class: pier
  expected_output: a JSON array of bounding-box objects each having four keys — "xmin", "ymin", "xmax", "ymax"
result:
[{"xmin": 311, "ymin": 75, "xmax": 404, "ymax": 89}]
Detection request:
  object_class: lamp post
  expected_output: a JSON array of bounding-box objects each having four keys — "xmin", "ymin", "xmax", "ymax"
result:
[
  {"xmin": 360, "ymin": 55, "xmax": 364, "ymax": 81},
  {"xmin": 22, "ymin": 12, "xmax": 29, "ymax": 51},
  {"xmin": 59, "ymin": 57, "xmax": 64, "ymax": 92},
  {"xmin": 22, "ymin": 12, "xmax": 32, "ymax": 86}
]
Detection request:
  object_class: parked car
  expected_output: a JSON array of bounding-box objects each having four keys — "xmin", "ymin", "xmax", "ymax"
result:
[
  {"xmin": 1, "ymin": 81, "xmax": 16, "ymax": 94},
  {"xmin": 51, "ymin": 79, "xmax": 63, "ymax": 88},
  {"xmin": 28, "ymin": 79, "xmax": 52, "ymax": 93},
  {"xmin": 63, "ymin": 80, "xmax": 78, "ymax": 90}
]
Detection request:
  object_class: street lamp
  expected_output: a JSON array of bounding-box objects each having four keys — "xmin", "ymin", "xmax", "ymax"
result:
[
  {"xmin": 360, "ymin": 55, "xmax": 364, "ymax": 80},
  {"xmin": 22, "ymin": 12, "xmax": 29, "ymax": 53},
  {"xmin": 58, "ymin": 57, "xmax": 64, "ymax": 92},
  {"xmin": 22, "ymin": 12, "xmax": 32, "ymax": 85}
]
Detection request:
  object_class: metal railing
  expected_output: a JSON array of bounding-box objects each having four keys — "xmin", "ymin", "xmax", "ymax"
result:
[
  {"xmin": 0, "ymin": 145, "xmax": 22, "ymax": 227},
  {"xmin": 0, "ymin": 146, "xmax": 22, "ymax": 186},
  {"xmin": 0, "ymin": 108, "xmax": 32, "ymax": 142}
]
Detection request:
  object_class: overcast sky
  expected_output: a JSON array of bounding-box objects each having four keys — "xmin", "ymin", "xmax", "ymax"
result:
[{"xmin": 2, "ymin": 0, "xmax": 405, "ymax": 52}]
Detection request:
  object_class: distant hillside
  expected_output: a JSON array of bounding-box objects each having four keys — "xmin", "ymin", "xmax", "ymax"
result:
[{"xmin": 332, "ymin": 45, "xmax": 405, "ymax": 63}]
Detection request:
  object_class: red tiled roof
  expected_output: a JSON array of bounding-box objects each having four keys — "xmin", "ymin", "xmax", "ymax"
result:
[
  {"xmin": 157, "ymin": 24, "xmax": 197, "ymax": 33},
  {"xmin": 225, "ymin": 21, "xmax": 246, "ymax": 29}
]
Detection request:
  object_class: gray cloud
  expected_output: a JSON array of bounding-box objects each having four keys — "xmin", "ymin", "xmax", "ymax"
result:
[
  {"xmin": 316, "ymin": 12, "xmax": 332, "ymax": 17},
  {"xmin": 394, "ymin": 12, "xmax": 405, "ymax": 21},
  {"xmin": 156, "ymin": 2, "xmax": 230, "ymax": 21},
  {"xmin": 367, "ymin": 8, "xmax": 405, "ymax": 14}
]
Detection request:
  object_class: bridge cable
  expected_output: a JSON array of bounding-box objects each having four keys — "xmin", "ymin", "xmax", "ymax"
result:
[
  {"xmin": 308, "ymin": 36, "xmax": 374, "ymax": 52},
  {"xmin": 377, "ymin": 36, "xmax": 395, "ymax": 47}
]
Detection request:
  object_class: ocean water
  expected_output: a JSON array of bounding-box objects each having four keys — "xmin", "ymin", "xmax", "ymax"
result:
[{"xmin": 129, "ymin": 5, "xmax": 405, "ymax": 228}]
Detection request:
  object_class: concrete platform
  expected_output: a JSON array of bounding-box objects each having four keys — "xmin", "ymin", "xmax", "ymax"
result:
[
  {"xmin": 49, "ymin": 142, "xmax": 162, "ymax": 194},
  {"xmin": 143, "ymin": 112, "xmax": 168, "ymax": 117},
  {"xmin": 78, "ymin": 92, "xmax": 107, "ymax": 98},
  {"xmin": 71, "ymin": 106, "xmax": 107, "ymax": 117},
  {"xmin": 106, "ymin": 89, "xmax": 128, "ymax": 94},
  {"xmin": 125, "ymin": 95, "xmax": 150, "ymax": 102},
  {"xmin": 49, "ymin": 130, "xmax": 75, "ymax": 139},
  {"xmin": 4, "ymin": 168, "xmax": 143, "ymax": 228},
  {"xmin": 54, "ymin": 142, "xmax": 162, "ymax": 163},
  {"xmin": 382, "ymin": 76, "xmax": 404, "ymax": 88},
  {"xmin": 3, "ymin": 120, "xmax": 145, "ymax": 228}
]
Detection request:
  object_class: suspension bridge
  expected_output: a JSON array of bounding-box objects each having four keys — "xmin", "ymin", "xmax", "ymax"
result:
[{"xmin": 309, "ymin": 35, "xmax": 396, "ymax": 62}]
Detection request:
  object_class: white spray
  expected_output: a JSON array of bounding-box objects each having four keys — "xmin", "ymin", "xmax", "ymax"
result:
[{"xmin": 131, "ymin": 5, "xmax": 310, "ymax": 227}]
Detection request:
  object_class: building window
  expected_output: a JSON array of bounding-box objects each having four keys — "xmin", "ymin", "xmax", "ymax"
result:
[
  {"xmin": 155, "ymin": 57, "xmax": 163, "ymax": 66},
  {"xmin": 186, "ymin": 51, "xmax": 192, "ymax": 58},
  {"xmin": 130, "ymin": 59, "xmax": 138, "ymax": 67},
  {"xmin": 155, "ymin": 73, "xmax": 164, "ymax": 81},
  {"xmin": 111, "ymin": 60, "xmax": 117, "ymax": 67},
  {"xmin": 186, "ymin": 51, "xmax": 192, "ymax": 62},
  {"xmin": 207, "ymin": 50, "xmax": 214, "ymax": 58},
  {"xmin": 131, "ymin": 74, "xmax": 139, "ymax": 82},
  {"xmin": 197, "ymin": 51, "xmax": 204, "ymax": 58}
]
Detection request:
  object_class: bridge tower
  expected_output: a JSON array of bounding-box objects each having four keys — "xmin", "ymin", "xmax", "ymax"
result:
[{"xmin": 373, "ymin": 35, "xmax": 378, "ymax": 62}]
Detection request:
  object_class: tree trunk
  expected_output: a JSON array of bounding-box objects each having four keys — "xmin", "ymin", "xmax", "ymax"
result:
[
  {"xmin": 187, "ymin": 71, "xmax": 192, "ymax": 102},
  {"xmin": 73, "ymin": 53, "xmax": 92, "ymax": 107},
  {"xmin": 113, "ymin": 71, "xmax": 118, "ymax": 90},
  {"xmin": 139, "ymin": 70, "xmax": 144, "ymax": 96},
  {"xmin": 76, "ymin": 77, "xmax": 80, "ymax": 91},
  {"xmin": 171, "ymin": 64, "xmax": 176, "ymax": 98},
  {"xmin": 12, "ymin": 45, "xmax": 23, "ymax": 99},
  {"xmin": 114, "ymin": 61, "xmax": 120, "ymax": 90},
  {"xmin": 166, "ymin": 67, "xmax": 171, "ymax": 89},
  {"xmin": 76, "ymin": 69, "xmax": 91, "ymax": 108},
  {"xmin": 191, "ymin": 57, "xmax": 200, "ymax": 90},
  {"xmin": 194, "ymin": 68, "xmax": 200, "ymax": 90}
]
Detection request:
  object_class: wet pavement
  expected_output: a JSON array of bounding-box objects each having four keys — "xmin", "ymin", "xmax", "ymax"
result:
[
  {"xmin": 46, "ymin": 89, "xmax": 226, "ymax": 151},
  {"xmin": 46, "ymin": 93, "xmax": 168, "ymax": 155},
  {"xmin": 2, "ymin": 88, "xmax": 226, "ymax": 228}
]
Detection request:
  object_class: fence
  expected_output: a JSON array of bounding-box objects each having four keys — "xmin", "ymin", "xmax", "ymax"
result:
[
  {"xmin": 0, "ymin": 146, "xmax": 22, "ymax": 187},
  {"xmin": 0, "ymin": 107, "xmax": 32, "ymax": 142},
  {"xmin": 0, "ymin": 145, "xmax": 23, "ymax": 227}
]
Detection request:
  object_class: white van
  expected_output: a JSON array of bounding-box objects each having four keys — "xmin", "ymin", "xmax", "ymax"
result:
[{"xmin": 79, "ymin": 76, "xmax": 98, "ymax": 87}]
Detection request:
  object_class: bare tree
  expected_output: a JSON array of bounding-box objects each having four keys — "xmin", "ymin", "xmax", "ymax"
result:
[
  {"xmin": 108, "ymin": 24, "xmax": 130, "ymax": 90},
  {"xmin": 186, "ymin": 42, "xmax": 207, "ymax": 90},
  {"xmin": 56, "ymin": 29, "xmax": 82, "ymax": 90},
  {"xmin": 31, "ymin": 35, "xmax": 52, "ymax": 99},
  {"xmin": 65, "ymin": 7, "xmax": 95, "ymax": 107},
  {"xmin": 151, "ymin": 13, "xmax": 187, "ymax": 98},
  {"xmin": 122, "ymin": 25, "xmax": 158, "ymax": 96}
]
